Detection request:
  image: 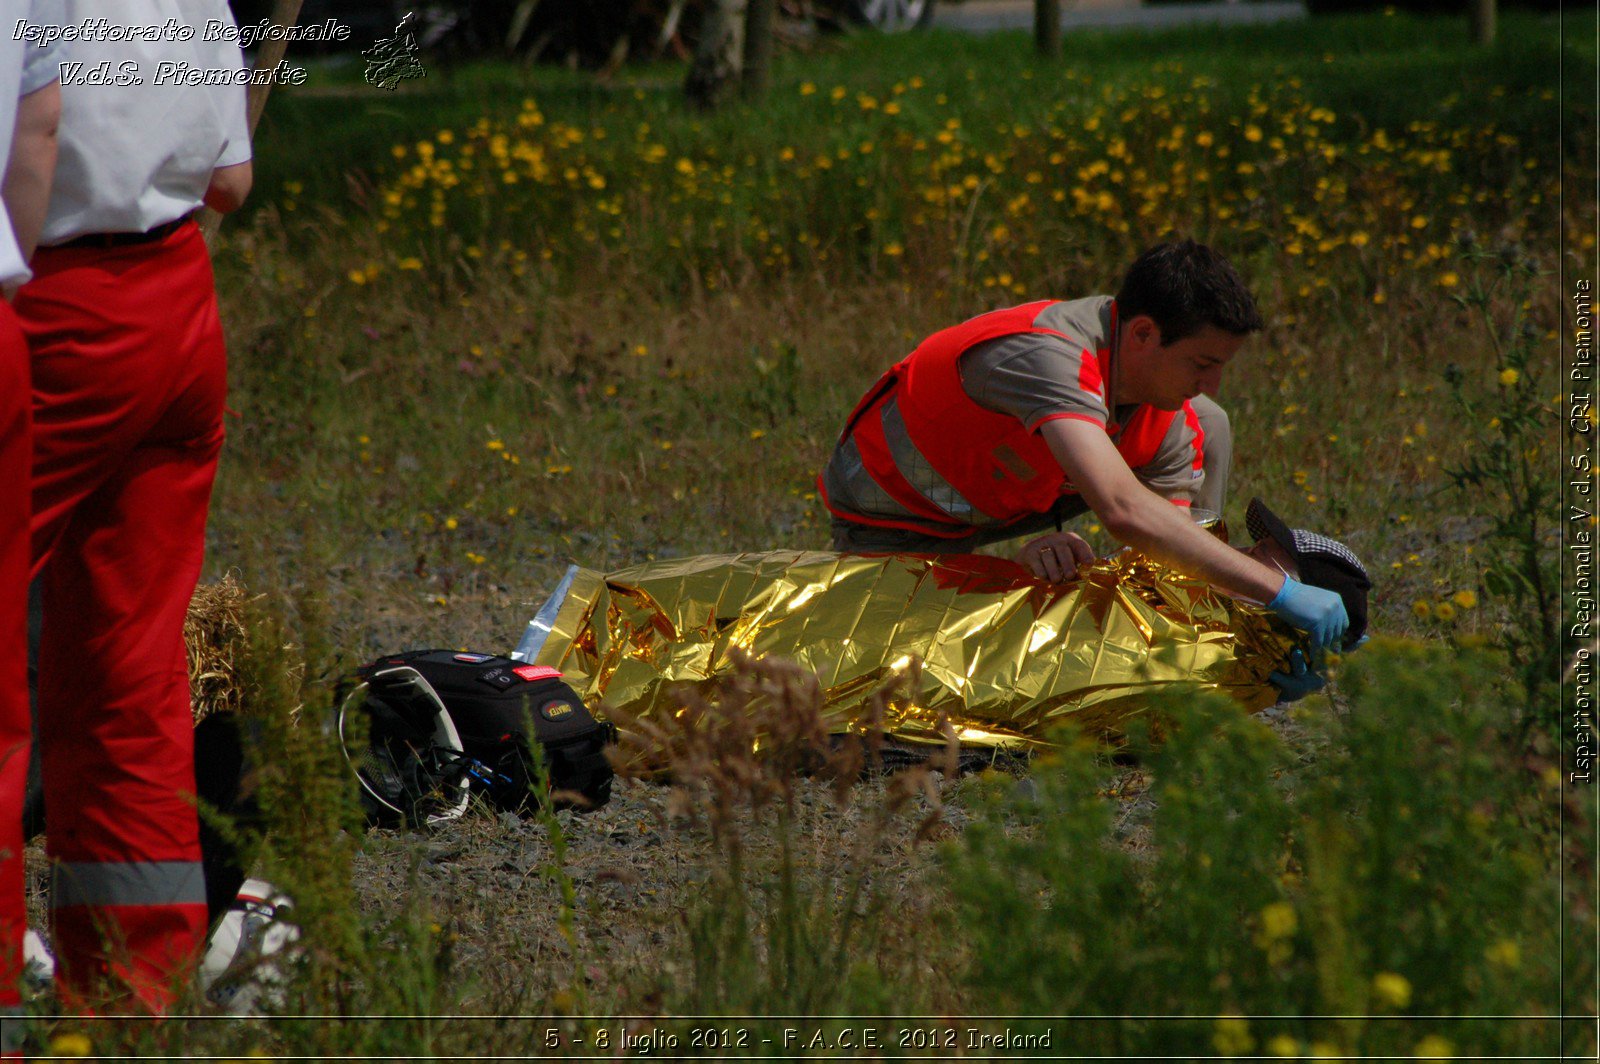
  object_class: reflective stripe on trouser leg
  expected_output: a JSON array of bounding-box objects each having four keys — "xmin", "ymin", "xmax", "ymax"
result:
[
  {"xmin": 0, "ymin": 306, "xmax": 29, "ymax": 1018},
  {"xmin": 1189, "ymin": 394, "xmax": 1232, "ymax": 517},
  {"xmin": 22, "ymin": 226, "xmax": 225, "ymax": 1010},
  {"xmin": 50, "ymin": 863, "xmax": 207, "ymax": 1007}
]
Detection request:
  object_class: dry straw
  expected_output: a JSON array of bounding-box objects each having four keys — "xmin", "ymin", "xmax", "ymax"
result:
[{"xmin": 184, "ymin": 574, "xmax": 303, "ymax": 723}]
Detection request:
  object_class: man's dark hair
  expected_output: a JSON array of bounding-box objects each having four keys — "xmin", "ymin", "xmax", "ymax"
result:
[{"xmin": 1115, "ymin": 239, "xmax": 1263, "ymax": 343}]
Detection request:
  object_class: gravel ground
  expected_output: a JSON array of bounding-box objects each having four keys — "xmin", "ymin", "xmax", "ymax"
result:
[{"xmin": 20, "ymin": 698, "xmax": 1319, "ymax": 1018}]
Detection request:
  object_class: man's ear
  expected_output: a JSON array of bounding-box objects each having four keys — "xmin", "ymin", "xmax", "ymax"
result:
[{"xmin": 1123, "ymin": 313, "xmax": 1164, "ymax": 354}]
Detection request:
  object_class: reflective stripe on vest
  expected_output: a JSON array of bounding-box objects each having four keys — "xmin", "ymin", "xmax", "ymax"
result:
[
  {"xmin": 49, "ymin": 861, "xmax": 206, "ymax": 909},
  {"xmin": 827, "ymin": 300, "xmax": 1180, "ymax": 534}
]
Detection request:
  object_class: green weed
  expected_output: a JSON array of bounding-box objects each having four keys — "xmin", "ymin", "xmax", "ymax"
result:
[{"xmin": 942, "ymin": 643, "xmax": 1588, "ymax": 1058}]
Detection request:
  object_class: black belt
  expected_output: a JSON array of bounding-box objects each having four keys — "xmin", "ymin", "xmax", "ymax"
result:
[{"xmin": 52, "ymin": 214, "xmax": 194, "ymax": 250}]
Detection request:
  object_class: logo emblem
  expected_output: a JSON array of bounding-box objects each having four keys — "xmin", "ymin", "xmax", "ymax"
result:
[
  {"xmin": 539, "ymin": 700, "xmax": 574, "ymax": 721},
  {"xmin": 512, "ymin": 665, "xmax": 562, "ymax": 682}
]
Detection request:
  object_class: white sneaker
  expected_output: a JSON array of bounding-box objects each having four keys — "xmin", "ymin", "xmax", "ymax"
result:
[
  {"xmin": 198, "ymin": 878, "xmax": 301, "ymax": 1014},
  {"xmin": 22, "ymin": 929, "xmax": 54, "ymax": 990}
]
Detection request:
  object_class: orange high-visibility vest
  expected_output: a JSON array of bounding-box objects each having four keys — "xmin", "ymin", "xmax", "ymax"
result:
[{"xmin": 821, "ymin": 300, "xmax": 1197, "ymax": 537}]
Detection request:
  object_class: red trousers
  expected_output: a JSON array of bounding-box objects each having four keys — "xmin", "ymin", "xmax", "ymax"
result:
[
  {"xmin": 1, "ymin": 300, "xmax": 30, "ymax": 1049},
  {"xmin": 16, "ymin": 221, "xmax": 224, "ymax": 1010}
]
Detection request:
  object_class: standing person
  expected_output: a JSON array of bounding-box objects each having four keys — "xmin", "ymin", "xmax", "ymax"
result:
[
  {"xmin": 0, "ymin": 9, "xmax": 59, "ymax": 1050},
  {"xmin": 15, "ymin": 0, "xmax": 252, "ymax": 1011},
  {"xmin": 820, "ymin": 239, "xmax": 1351, "ymax": 650}
]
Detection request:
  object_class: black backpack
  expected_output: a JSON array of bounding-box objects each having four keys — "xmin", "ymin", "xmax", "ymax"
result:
[{"xmin": 338, "ymin": 650, "xmax": 615, "ymax": 827}]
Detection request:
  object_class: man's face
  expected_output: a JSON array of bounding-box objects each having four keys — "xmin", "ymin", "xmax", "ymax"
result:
[
  {"xmin": 1149, "ymin": 326, "xmax": 1246, "ymax": 410},
  {"xmin": 1123, "ymin": 321, "xmax": 1247, "ymax": 411}
]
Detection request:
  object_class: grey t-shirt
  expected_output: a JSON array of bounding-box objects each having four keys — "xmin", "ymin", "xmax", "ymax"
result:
[{"xmin": 959, "ymin": 297, "xmax": 1205, "ymax": 501}]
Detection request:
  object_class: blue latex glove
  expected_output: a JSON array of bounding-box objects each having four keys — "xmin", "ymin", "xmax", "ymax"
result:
[
  {"xmin": 1267, "ymin": 576, "xmax": 1349, "ymax": 650},
  {"xmin": 1269, "ymin": 648, "xmax": 1326, "ymax": 703}
]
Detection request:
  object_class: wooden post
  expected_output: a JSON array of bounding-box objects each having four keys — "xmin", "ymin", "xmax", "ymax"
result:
[
  {"xmin": 1035, "ymin": 0, "xmax": 1061, "ymax": 59},
  {"xmin": 743, "ymin": 0, "xmax": 776, "ymax": 99},
  {"xmin": 198, "ymin": 0, "xmax": 304, "ymax": 240},
  {"xmin": 1470, "ymin": 0, "xmax": 1495, "ymax": 46},
  {"xmin": 686, "ymin": 0, "xmax": 747, "ymax": 109}
]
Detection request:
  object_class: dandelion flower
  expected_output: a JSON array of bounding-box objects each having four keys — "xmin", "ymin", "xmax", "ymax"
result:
[
  {"xmin": 1452, "ymin": 590, "xmax": 1478, "ymax": 609},
  {"xmin": 1212, "ymin": 1018, "xmax": 1253, "ymax": 1056},
  {"xmin": 48, "ymin": 1033, "xmax": 92, "ymax": 1057},
  {"xmin": 1499, "ymin": 367, "xmax": 1520, "ymax": 386},
  {"xmin": 1259, "ymin": 901, "xmax": 1297, "ymax": 940},
  {"xmin": 1412, "ymin": 600, "xmax": 1432, "ymax": 619},
  {"xmin": 1414, "ymin": 1035, "xmax": 1454, "ymax": 1060},
  {"xmin": 1372, "ymin": 971, "xmax": 1413, "ymax": 1008}
]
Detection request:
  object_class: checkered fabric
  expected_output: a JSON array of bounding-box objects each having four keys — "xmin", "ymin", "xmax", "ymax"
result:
[{"xmin": 1246, "ymin": 499, "xmax": 1368, "ymax": 579}]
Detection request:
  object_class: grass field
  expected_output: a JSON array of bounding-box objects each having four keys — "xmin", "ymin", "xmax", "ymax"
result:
[{"xmin": 27, "ymin": 8, "xmax": 1598, "ymax": 1059}]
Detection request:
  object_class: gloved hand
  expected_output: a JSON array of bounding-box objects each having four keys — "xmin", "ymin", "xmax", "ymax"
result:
[
  {"xmin": 1269, "ymin": 648, "xmax": 1326, "ymax": 703},
  {"xmin": 1267, "ymin": 576, "xmax": 1349, "ymax": 650}
]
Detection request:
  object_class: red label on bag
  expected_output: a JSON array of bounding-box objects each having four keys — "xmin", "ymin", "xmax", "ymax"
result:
[{"xmin": 512, "ymin": 665, "xmax": 562, "ymax": 682}]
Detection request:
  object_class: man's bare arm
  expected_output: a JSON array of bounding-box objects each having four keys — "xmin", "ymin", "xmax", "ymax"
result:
[
  {"xmin": 4, "ymin": 80, "xmax": 59, "ymax": 264},
  {"xmin": 203, "ymin": 160, "xmax": 252, "ymax": 214},
  {"xmin": 1038, "ymin": 417, "xmax": 1285, "ymax": 602}
]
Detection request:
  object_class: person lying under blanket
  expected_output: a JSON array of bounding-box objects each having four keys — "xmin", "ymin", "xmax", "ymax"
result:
[{"xmin": 512, "ymin": 499, "xmax": 1371, "ymax": 762}]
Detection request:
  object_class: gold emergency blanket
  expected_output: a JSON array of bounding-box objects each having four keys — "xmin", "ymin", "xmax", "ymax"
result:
[{"xmin": 530, "ymin": 550, "xmax": 1301, "ymax": 752}]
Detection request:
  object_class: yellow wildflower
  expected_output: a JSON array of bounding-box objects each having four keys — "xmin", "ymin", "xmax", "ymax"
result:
[
  {"xmin": 49, "ymin": 1033, "xmax": 93, "ymax": 1057},
  {"xmin": 1499, "ymin": 367, "xmax": 1520, "ymax": 386},
  {"xmin": 1212, "ymin": 1017, "xmax": 1253, "ymax": 1056},
  {"xmin": 1372, "ymin": 971, "xmax": 1413, "ymax": 1008},
  {"xmin": 1452, "ymin": 590, "xmax": 1478, "ymax": 609},
  {"xmin": 1414, "ymin": 1035, "xmax": 1454, "ymax": 1059},
  {"xmin": 1258, "ymin": 901, "xmax": 1298, "ymax": 940},
  {"xmin": 1485, "ymin": 938, "xmax": 1520, "ymax": 968}
]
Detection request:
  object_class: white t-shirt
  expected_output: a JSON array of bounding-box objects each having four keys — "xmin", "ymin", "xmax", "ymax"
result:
[
  {"xmin": 36, "ymin": 0, "xmax": 252, "ymax": 244},
  {"xmin": 0, "ymin": 0, "xmax": 63, "ymax": 286}
]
